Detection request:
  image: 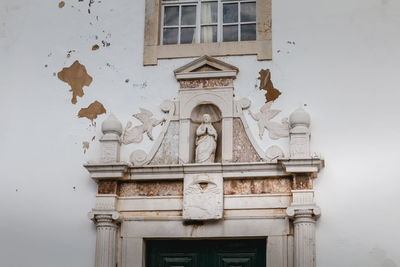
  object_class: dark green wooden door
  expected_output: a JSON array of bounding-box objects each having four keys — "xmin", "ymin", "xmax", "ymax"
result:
[{"xmin": 146, "ymin": 239, "xmax": 266, "ymax": 267}]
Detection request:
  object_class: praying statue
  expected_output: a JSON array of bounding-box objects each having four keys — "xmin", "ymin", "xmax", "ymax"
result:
[{"xmin": 195, "ymin": 114, "xmax": 217, "ymax": 163}]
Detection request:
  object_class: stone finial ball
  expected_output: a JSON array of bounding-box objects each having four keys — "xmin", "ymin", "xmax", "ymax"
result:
[
  {"xmin": 101, "ymin": 113, "xmax": 123, "ymax": 135},
  {"xmin": 289, "ymin": 107, "xmax": 310, "ymax": 128}
]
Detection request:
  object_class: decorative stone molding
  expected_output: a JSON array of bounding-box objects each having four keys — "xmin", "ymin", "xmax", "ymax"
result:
[
  {"xmin": 84, "ymin": 162, "xmax": 129, "ymax": 181},
  {"xmin": 100, "ymin": 114, "xmax": 122, "ymax": 163}
]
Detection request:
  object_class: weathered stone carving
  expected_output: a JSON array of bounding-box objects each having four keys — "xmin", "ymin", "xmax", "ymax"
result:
[
  {"xmin": 183, "ymin": 173, "xmax": 223, "ymax": 220},
  {"xmin": 248, "ymin": 102, "xmax": 289, "ymax": 140},
  {"xmin": 289, "ymin": 107, "xmax": 311, "ymax": 158},
  {"xmin": 100, "ymin": 114, "xmax": 122, "ymax": 163},
  {"xmin": 195, "ymin": 114, "xmax": 218, "ymax": 163},
  {"xmin": 122, "ymin": 108, "xmax": 165, "ymax": 144},
  {"xmin": 179, "ymin": 78, "xmax": 232, "ymax": 89},
  {"xmin": 265, "ymin": 145, "xmax": 285, "ymax": 162}
]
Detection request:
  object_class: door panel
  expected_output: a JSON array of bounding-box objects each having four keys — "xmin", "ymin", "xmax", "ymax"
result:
[{"xmin": 146, "ymin": 239, "xmax": 266, "ymax": 267}]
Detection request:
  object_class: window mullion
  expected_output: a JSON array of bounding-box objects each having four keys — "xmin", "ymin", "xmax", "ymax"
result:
[
  {"xmin": 178, "ymin": 6, "xmax": 182, "ymax": 44},
  {"xmin": 238, "ymin": 2, "xmax": 241, "ymax": 41},
  {"xmin": 218, "ymin": 0, "xmax": 222, "ymax": 42},
  {"xmin": 196, "ymin": 0, "xmax": 201, "ymax": 43},
  {"xmin": 160, "ymin": 6, "xmax": 165, "ymax": 45}
]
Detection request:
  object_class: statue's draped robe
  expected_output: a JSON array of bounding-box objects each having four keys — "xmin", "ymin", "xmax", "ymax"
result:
[{"xmin": 195, "ymin": 123, "xmax": 217, "ymax": 163}]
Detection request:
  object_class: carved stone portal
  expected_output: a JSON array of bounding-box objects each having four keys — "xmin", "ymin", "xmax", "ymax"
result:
[{"xmin": 183, "ymin": 173, "xmax": 223, "ymax": 220}]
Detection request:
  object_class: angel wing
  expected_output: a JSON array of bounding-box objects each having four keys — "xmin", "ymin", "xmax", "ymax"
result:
[
  {"xmin": 259, "ymin": 102, "xmax": 274, "ymax": 113},
  {"xmin": 133, "ymin": 108, "xmax": 153, "ymax": 123},
  {"xmin": 265, "ymin": 121, "xmax": 289, "ymax": 140}
]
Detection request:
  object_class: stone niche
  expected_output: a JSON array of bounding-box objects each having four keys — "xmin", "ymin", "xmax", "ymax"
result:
[
  {"xmin": 175, "ymin": 56, "xmax": 236, "ymax": 164},
  {"xmin": 84, "ymin": 55, "xmax": 325, "ymax": 267},
  {"xmin": 189, "ymin": 103, "xmax": 222, "ymax": 163}
]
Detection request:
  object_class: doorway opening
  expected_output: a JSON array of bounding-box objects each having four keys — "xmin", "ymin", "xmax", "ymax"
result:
[{"xmin": 146, "ymin": 238, "xmax": 266, "ymax": 267}]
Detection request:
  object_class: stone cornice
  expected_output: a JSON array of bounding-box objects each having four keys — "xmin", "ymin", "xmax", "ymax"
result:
[
  {"xmin": 84, "ymin": 159, "xmax": 326, "ymax": 182},
  {"xmin": 279, "ymin": 158, "xmax": 324, "ymax": 174},
  {"xmin": 129, "ymin": 162, "xmax": 287, "ymax": 180},
  {"xmin": 84, "ymin": 162, "xmax": 129, "ymax": 181}
]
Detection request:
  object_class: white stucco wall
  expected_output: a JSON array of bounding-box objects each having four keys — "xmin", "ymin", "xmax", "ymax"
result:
[{"xmin": 1, "ymin": 0, "xmax": 399, "ymax": 266}]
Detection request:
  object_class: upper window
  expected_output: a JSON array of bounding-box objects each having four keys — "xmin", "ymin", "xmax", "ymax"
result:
[
  {"xmin": 161, "ymin": 0, "xmax": 257, "ymax": 45},
  {"xmin": 143, "ymin": 0, "xmax": 271, "ymax": 65}
]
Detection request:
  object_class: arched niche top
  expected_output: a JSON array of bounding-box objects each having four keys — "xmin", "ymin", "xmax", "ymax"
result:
[
  {"xmin": 182, "ymin": 92, "xmax": 232, "ymax": 119},
  {"xmin": 191, "ymin": 104, "xmax": 222, "ymax": 123}
]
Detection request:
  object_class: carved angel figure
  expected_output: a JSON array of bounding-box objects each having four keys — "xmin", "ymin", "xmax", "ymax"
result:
[
  {"xmin": 248, "ymin": 102, "xmax": 289, "ymax": 140},
  {"xmin": 122, "ymin": 108, "xmax": 165, "ymax": 144}
]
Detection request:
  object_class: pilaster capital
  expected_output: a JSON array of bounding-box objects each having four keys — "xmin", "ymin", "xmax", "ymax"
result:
[
  {"xmin": 88, "ymin": 210, "xmax": 122, "ymax": 227},
  {"xmin": 286, "ymin": 204, "xmax": 321, "ymax": 220}
]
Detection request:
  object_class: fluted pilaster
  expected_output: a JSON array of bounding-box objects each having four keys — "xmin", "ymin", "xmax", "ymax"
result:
[
  {"xmin": 89, "ymin": 212, "xmax": 121, "ymax": 267},
  {"xmin": 287, "ymin": 190, "xmax": 321, "ymax": 267}
]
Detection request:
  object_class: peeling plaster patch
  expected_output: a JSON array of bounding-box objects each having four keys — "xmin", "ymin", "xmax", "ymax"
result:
[
  {"xmin": 78, "ymin": 101, "xmax": 106, "ymax": 122},
  {"xmin": 92, "ymin": 44, "xmax": 99, "ymax": 51},
  {"xmin": 258, "ymin": 69, "xmax": 281, "ymax": 103},
  {"xmin": 58, "ymin": 1, "xmax": 65, "ymax": 8},
  {"xmin": 57, "ymin": 60, "xmax": 93, "ymax": 104},
  {"xmin": 82, "ymin": 141, "xmax": 90, "ymax": 153}
]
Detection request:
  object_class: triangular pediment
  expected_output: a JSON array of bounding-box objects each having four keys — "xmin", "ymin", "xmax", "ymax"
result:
[{"xmin": 174, "ymin": 55, "xmax": 239, "ymax": 80}]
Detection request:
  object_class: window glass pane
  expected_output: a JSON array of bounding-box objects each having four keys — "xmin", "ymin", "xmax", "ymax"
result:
[
  {"xmin": 240, "ymin": 2, "xmax": 256, "ymax": 22},
  {"xmin": 181, "ymin": 27, "xmax": 196, "ymax": 44},
  {"xmin": 201, "ymin": 25, "xmax": 217, "ymax": 43},
  {"xmin": 223, "ymin": 25, "xmax": 238, "ymax": 42},
  {"xmin": 223, "ymin": 3, "xmax": 238, "ymax": 23},
  {"xmin": 181, "ymin": 5, "xmax": 196, "ymax": 25},
  {"xmin": 241, "ymin": 24, "xmax": 256, "ymax": 40},
  {"xmin": 163, "ymin": 28, "xmax": 179, "ymax": 44},
  {"xmin": 164, "ymin": 6, "xmax": 179, "ymax": 26},
  {"xmin": 201, "ymin": 2, "xmax": 217, "ymax": 24}
]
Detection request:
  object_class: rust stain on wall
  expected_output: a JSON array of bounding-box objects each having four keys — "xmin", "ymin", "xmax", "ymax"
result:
[
  {"xmin": 119, "ymin": 181, "xmax": 183, "ymax": 197},
  {"xmin": 258, "ymin": 69, "xmax": 281, "ymax": 103},
  {"xmin": 57, "ymin": 60, "xmax": 93, "ymax": 104},
  {"xmin": 78, "ymin": 101, "xmax": 106, "ymax": 122},
  {"xmin": 292, "ymin": 174, "xmax": 313, "ymax": 190},
  {"xmin": 98, "ymin": 181, "xmax": 118, "ymax": 194},
  {"xmin": 58, "ymin": 1, "xmax": 65, "ymax": 8},
  {"xmin": 224, "ymin": 177, "xmax": 292, "ymax": 195}
]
